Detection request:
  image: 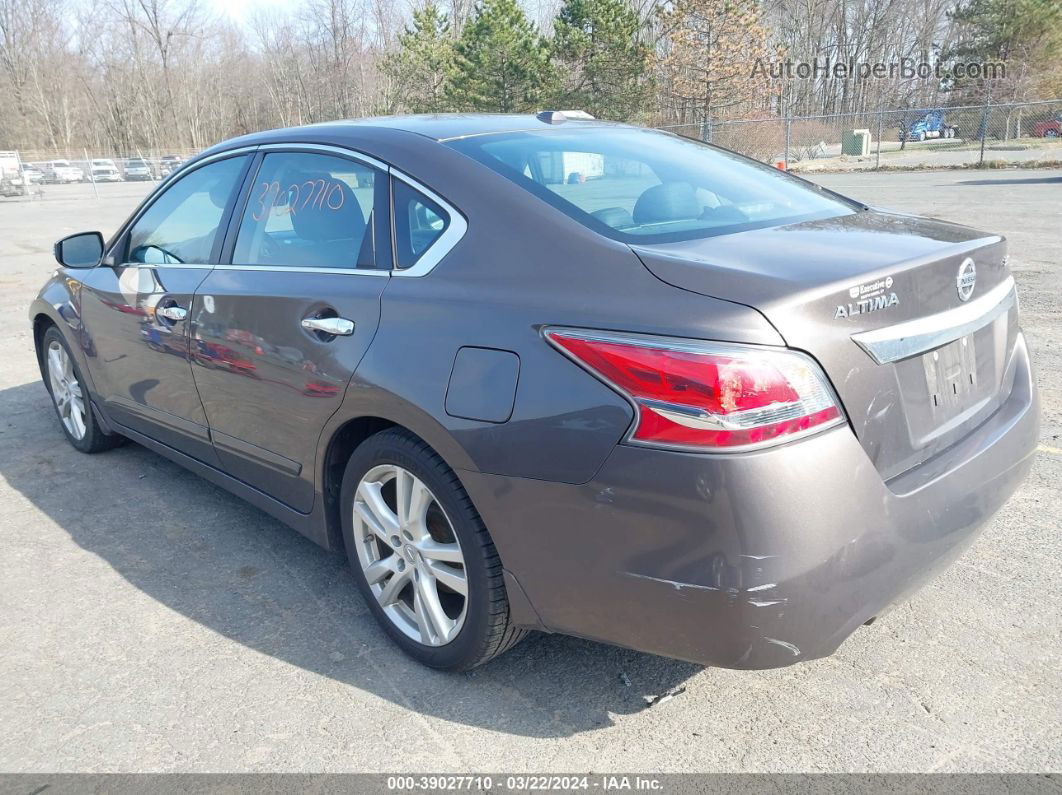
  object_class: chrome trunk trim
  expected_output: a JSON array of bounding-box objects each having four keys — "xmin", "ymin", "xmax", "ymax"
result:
[{"xmin": 852, "ymin": 276, "xmax": 1016, "ymax": 365}]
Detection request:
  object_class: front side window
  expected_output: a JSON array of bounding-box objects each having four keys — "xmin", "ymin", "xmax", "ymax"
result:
[
  {"xmin": 233, "ymin": 151, "xmax": 380, "ymax": 269},
  {"xmin": 393, "ymin": 179, "xmax": 451, "ymax": 269},
  {"xmin": 126, "ymin": 155, "xmax": 247, "ymax": 264},
  {"xmin": 448, "ymin": 128, "xmax": 856, "ymax": 243}
]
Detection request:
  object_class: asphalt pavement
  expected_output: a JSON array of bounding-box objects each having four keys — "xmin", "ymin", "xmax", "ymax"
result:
[{"xmin": 0, "ymin": 170, "xmax": 1058, "ymax": 772}]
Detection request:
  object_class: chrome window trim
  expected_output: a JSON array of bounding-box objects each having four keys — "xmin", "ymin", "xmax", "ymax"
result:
[
  {"xmin": 254, "ymin": 142, "xmax": 388, "ymax": 172},
  {"xmin": 153, "ymin": 145, "xmax": 260, "ymax": 188},
  {"xmin": 109, "ymin": 141, "xmax": 464, "ymax": 278},
  {"xmin": 851, "ymin": 275, "xmax": 1016, "ymax": 365},
  {"xmin": 212, "ymin": 264, "xmax": 388, "ymax": 276},
  {"xmin": 222, "ymin": 143, "xmax": 391, "ymax": 277},
  {"xmin": 105, "ymin": 146, "xmax": 258, "ymax": 266},
  {"xmin": 116, "ymin": 263, "xmax": 215, "ymax": 270},
  {"xmin": 390, "ymin": 170, "xmax": 468, "ymax": 278}
]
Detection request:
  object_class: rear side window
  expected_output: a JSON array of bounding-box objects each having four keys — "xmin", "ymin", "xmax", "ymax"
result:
[
  {"xmin": 448, "ymin": 128, "xmax": 856, "ymax": 243},
  {"xmin": 126, "ymin": 155, "xmax": 248, "ymax": 265},
  {"xmin": 392, "ymin": 179, "xmax": 450, "ymax": 269},
  {"xmin": 233, "ymin": 152, "xmax": 380, "ymax": 269}
]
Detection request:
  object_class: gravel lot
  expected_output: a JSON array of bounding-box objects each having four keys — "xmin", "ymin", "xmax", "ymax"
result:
[
  {"xmin": 0, "ymin": 171, "xmax": 1059, "ymax": 773},
  {"xmin": 789, "ymin": 136, "xmax": 1062, "ymax": 172}
]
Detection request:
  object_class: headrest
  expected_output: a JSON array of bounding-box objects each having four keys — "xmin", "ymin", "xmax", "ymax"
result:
[
  {"xmin": 633, "ymin": 182, "xmax": 701, "ymax": 225},
  {"xmin": 289, "ymin": 175, "xmax": 364, "ymax": 243},
  {"xmin": 591, "ymin": 206, "xmax": 635, "ymax": 229}
]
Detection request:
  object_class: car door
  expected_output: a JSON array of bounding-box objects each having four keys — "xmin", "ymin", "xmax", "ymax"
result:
[
  {"xmin": 79, "ymin": 151, "xmax": 252, "ymax": 464},
  {"xmin": 189, "ymin": 146, "xmax": 392, "ymax": 513}
]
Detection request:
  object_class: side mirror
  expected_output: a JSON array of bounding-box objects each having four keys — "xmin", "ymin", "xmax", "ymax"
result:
[{"xmin": 54, "ymin": 231, "xmax": 104, "ymax": 268}]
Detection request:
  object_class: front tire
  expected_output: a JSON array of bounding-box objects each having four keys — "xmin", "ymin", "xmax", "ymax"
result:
[
  {"xmin": 340, "ymin": 428, "xmax": 526, "ymax": 670},
  {"xmin": 41, "ymin": 327, "xmax": 123, "ymax": 454}
]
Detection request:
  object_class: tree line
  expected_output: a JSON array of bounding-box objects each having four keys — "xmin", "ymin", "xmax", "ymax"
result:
[{"xmin": 0, "ymin": 0, "xmax": 1058, "ymax": 155}]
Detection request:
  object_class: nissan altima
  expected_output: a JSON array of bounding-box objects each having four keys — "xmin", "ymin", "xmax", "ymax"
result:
[{"xmin": 31, "ymin": 113, "xmax": 1039, "ymax": 671}]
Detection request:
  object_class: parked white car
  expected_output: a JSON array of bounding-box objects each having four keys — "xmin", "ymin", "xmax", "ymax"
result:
[
  {"xmin": 83, "ymin": 159, "xmax": 123, "ymax": 183},
  {"xmin": 41, "ymin": 160, "xmax": 84, "ymax": 184},
  {"xmin": 122, "ymin": 158, "xmax": 154, "ymax": 181}
]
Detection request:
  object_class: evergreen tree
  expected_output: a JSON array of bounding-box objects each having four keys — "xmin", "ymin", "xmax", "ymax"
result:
[
  {"xmin": 659, "ymin": 0, "xmax": 774, "ymax": 123},
  {"xmin": 383, "ymin": 3, "xmax": 454, "ymax": 114},
  {"xmin": 948, "ymin": 0, "xmax": 1062, "ymax": 100},
  {"xmin": 446, "ymin": 0, "xmax": 558, "ymax": 112},
  {"xmin": 552, "ymin": 0, "xmax": 653, "ymax": 121}
]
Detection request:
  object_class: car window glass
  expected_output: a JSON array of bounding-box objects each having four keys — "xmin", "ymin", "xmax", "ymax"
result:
[
  {"xmin": 126, "ymin": 155, "xmax": 247, "ymax": 265},
  {"xmin": 393, "ymin": 180, "xmax": 450, "ymax": 269},
  {"xmin": 449, "ymin": 129, "xmax": 855, "ymax": 243},
  {"xmin": 534, "ymin": 151, "xmax": 659, "ymax": 226},
  {"xmin": 233, "ymin": 152, "xmax": 378, "ymax": 269}
]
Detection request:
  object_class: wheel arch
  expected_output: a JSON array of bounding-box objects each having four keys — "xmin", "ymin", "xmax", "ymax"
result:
[
  {"xmin": 320, "ymin": 414, "xmax": 546, "ymax": 635},
  {"xmin": 31, "ymin": 306, "xmax": 99, "ymax": 398},
  {"xmin": 320, "ymin": 415, "xmax": 398, "ymax": 550},
  {"xmin": 29, "ymin": 279, "xmax": 92, "ymax": 386},
  {"xmin": 32, "ymin": 311, "xmax": 57, "ymax": 375},
  {"xmin": 317, "ymin": 406, "xmax": 481, "ymax": 553}
]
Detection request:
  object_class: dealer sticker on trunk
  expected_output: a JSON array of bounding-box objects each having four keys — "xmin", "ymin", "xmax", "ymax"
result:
[{"xmin": 835, "ymin": 276, "xmax": 899, "ymax": 319}]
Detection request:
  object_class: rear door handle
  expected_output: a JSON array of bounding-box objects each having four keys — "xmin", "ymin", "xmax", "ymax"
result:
[
  {"xmin": 157, "ymin": 305, "xmax": 188, "ymax": 322},
  {"xmin": 301, "ymin": 316, "xmax": 355, "ymax": 336}
]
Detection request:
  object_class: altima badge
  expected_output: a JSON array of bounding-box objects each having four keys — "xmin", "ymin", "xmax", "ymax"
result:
[
  {"xmin": 957, "ymin": 258, "xmax": 976, "ymax": 302},
  {"xmin": 835, "ymin": 276, "xmax": 899, "ymax": 319}
]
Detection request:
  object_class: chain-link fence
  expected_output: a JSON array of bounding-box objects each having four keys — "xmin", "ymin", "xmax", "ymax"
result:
[
  {"xmin": 2, "ymin": 99, "xmax": 1061, "ymax": 203},
  {"xmin": 0, "ymin": 147, "xmax": 202, "ymax": 202},
  {"xmin": 657, "ymin": 98, "xmax": 1062, "ymax": 172}
]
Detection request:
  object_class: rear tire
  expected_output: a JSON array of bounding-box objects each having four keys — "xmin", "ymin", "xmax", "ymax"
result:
[
  {"xmin": 41, "ymin": 326, "xmax": 124, "ymax": 454},
  {"xmin": 340, "ymin": 428, "xmax": 526, "ymax": 670}
]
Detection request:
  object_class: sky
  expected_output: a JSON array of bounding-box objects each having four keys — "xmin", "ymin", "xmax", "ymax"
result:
[
  {"xmin": 203, "ymin": 0, "xmax": 557, "ymax": 29},
  {"xmin": 204, "ymin": 0, "xmax": 303, "ymax": 25}
]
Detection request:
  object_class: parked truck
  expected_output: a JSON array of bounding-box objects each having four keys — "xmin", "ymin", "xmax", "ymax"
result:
[
  {"xmin": 899, "ymin": 110, "xmax": 958, "ymax": 142},
  {"xmin": 75, "ymin": 158, "xmax": 123, "ymax": 182},
  {"xmin": 0, "ymin": 151, "xmax": 28, "ymax": 197}
]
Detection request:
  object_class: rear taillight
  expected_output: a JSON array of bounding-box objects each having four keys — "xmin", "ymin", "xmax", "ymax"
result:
[{"xmin": 545, "ymin": 328, "xmax": 845, "ymax": 451}]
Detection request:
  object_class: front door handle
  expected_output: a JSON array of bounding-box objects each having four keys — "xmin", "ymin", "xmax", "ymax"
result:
[
  {"xmin": 301, "ymin": 316, "xmax": 355, "ymax": 336},
  {"xmin": 157, "ymin": 305, "xmax": 188, "ymax": 322}
]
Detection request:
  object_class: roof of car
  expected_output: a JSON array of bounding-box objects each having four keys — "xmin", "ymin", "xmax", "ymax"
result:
[
  {"xmin": 195, "ymin": 113, "xmax": 635, "ymax": 164},
  {"xmin": 332, "ymin": 113, "xmax": 622, "ymax": 141}
]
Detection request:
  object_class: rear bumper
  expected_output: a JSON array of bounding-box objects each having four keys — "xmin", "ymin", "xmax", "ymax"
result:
[{"xmin": 462, "ymin": 333, "xmax": 1039, "ymax": 668}]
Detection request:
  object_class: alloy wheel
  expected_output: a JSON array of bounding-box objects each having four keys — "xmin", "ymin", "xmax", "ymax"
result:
[
  {"xmin": 47, "ymin": 340, "xmax": 87, "ymax": 440},
  {"xmin": 352, "ymin": 464, "xmax": 468, "ymax": 646}
]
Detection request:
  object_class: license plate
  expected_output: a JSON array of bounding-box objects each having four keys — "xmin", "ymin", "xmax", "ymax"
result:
[{"xmin": 922, "ymin": 335, "xmax": 979, "ymax": 413}]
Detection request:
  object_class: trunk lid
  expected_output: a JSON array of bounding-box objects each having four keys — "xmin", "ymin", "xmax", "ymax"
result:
[{"xmin": 633, "ymin": 210, "xmax": 1018, "ymax": 481}]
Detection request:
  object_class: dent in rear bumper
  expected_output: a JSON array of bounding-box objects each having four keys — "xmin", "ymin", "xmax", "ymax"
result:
[{"xmin": 461, "ymin": 334, "xmax": 1039, "ymax": 668}]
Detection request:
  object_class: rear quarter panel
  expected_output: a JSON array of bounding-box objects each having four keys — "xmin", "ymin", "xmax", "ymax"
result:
[{"xmin": 318, "ymin": 130, "xmax": 785, "ymax": 485}]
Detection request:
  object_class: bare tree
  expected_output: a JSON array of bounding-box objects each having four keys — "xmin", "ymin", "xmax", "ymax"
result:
[{"xmin": 0, "ymin": 0, "xmax": 1056, "ymax": 157}]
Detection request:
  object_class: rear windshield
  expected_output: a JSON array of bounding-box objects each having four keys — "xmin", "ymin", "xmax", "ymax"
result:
[{"xmin": 448, "ymin": 127, "xmax": 857, "ymax": 243}]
